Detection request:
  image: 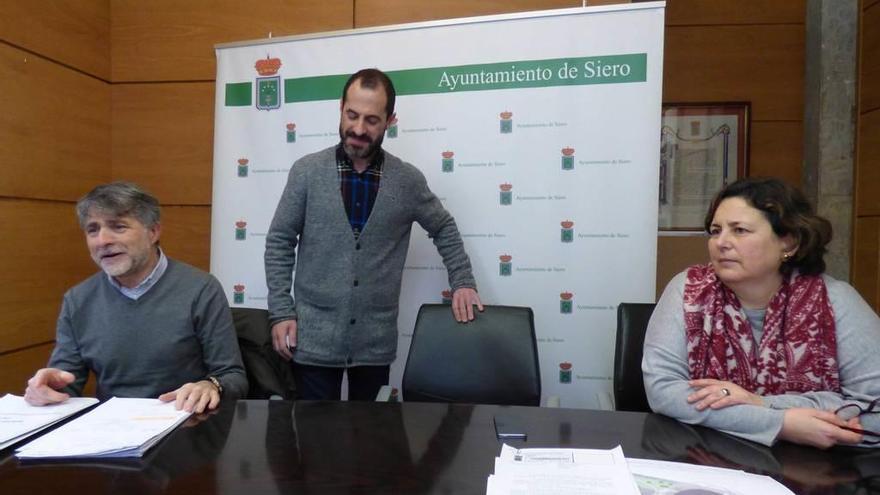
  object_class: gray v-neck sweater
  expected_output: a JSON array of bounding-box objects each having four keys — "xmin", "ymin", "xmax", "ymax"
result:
[{"xmin": 49, "ymin": 259, "xmax": 247, "ymax": 401}]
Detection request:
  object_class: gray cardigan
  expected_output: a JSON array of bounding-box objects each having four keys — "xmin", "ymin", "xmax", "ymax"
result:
[
  {"xmin": 643, "ymin": 270, "xmax": 880, "ymax": 446},
  {"xmin": 265, "ymin": 146, "xmax": 476, "ymax": 367}
]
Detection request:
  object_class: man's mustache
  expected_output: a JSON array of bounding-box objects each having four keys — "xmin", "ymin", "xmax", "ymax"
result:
[{"xmin": 344, "ymin": 130, "xmax": 373, "ymax": 144}]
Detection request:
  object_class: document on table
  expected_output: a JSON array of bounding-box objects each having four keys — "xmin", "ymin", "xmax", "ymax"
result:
[
  {"xmin": 487, "ymin": 444, "xmax": 641, "ymax": 495},
  {"xmin": 627, "ymin": 458, "xmax": 795, "ymax": 495},
  {"xmin": 15, "ymin": 397, "xmax": 191, "ymax": 459},
  {"xmin": 0, "ymin": 394, "xmax": 99, "ymax": 451}
]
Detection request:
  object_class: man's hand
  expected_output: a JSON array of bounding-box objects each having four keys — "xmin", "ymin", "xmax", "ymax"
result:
[
  {"xmin": 24, "ymin": 368, "xmax": 75, "ymax": 406},
  {"xmin": 451, "ymin": 288, "xmax": 484, "ymax": 323},
  {"xmin": 779, "ymin": 408, "xmax": 864, "ymax": 449},
  {"xmin": 687, "ymin": 379, "xmax": 763, "ymax": 411},
  {"xmin": 158, "ymin": 380, "xmax": 220, "ymax": 414},
  {"xmin": 271, "ymin": 320, "xmax": 297, "ymax": 360}
]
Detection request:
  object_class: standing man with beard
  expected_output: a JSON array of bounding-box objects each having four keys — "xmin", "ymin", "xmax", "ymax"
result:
[{"xmin": 265, "ymin": 68, "xmax": 482, "ymax": 400}]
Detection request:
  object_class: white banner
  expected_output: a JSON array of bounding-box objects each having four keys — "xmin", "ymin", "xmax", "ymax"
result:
[{"xmin": 212, "ymin": 3, "xmax": 665, "ymax": 408}]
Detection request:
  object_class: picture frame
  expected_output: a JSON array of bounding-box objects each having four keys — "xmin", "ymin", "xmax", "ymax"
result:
[{"xmin": 658, "ymin": 102, "xmax": 750, "ymax": 231}]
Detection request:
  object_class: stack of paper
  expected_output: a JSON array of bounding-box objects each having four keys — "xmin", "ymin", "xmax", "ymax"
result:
[
  {"xmin": 487, "ymin": 445, "xmax": 795, "ymax": 495},
  {"xmin": 488, "ymin": 444, "xmax": 641, "ymax": 495},
  {"xmin": 0, "ymin": 394, "xmax": 98, "ymax": 450},
  {"xmin": 15, "ymin": 397, "xmax": 191, "ymax": 459},
  {"xmin": 628, "ymin": 458, "xmax": 795, "ymax": 495}
]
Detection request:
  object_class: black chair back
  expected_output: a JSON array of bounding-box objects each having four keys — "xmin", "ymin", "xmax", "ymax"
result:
[
  {"xmin": 614, "ymin": 303, "xmax": 656, "ymax": 412},
  {"xmin": 231, "ymin": 308, "xmax": 296, "ymax": 399},
  {"xmin": 402, "ymin": 304, "xmax": 541, "ymax": 406}
]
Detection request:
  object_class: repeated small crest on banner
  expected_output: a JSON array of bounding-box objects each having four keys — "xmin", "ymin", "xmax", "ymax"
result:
[
  {"xmin": 499, "ymin": 183, "xmax": 513, "ymax": 205},
  {"xmin": 237, "ymin": 158, "xmax": 249, "ymax": 177},
  {"xmin": 441, "ymin": 151, "xmax": 455, "ymax": 173},
  {"xmin": 560, "ymin": 291, "xmax": 574, "ymax": 314},
  {"xmin": 499, "ymin": 111, "xmax": 513, "ymax": 134},
  {"xmin": 233, "ymin": 284, "xmax": 246, "ymax": 304},
  {"xmin": 559, "ymin": 362, "xmax": 573, "ymax": 383},
  {"xmin": 560, "ymin": 220, "xmax": 574, "ymax": 243},
  {"xmin": 499, "ymin": 254, "xmax": 512, "ymax": 276},
  {"xmin": 286, "ymin": 123, "xmax": 296, "ymax": 143},
  {"xmin": 561, "ymin": 147, "xmax": 575, "ymax": 170},
  {"xmin": 387, "ymin": 115, "xmax": 398, "ymax": 138},
  {"xmin": 235, "ymin": 220, "xmax": 247, "ymax": 241},
  {"xmin": 255, "ymin": 55, "xmax": 282, "ymax": 111}
]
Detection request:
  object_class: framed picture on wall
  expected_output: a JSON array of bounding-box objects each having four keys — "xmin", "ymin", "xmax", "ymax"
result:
[{"xmin": 659, "ymin": 102, "xmax": 750, "ymax": 231}]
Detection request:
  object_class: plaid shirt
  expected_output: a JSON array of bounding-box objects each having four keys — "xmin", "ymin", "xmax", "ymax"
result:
[{"xmin": 336, "ymin": 144, "xmax": 384, "ymax": 238}]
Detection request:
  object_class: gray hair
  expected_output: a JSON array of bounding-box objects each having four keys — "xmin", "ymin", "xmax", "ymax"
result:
[{"xmin": 76, "ymin": 182, "xmax": 161, "ymax": 229}]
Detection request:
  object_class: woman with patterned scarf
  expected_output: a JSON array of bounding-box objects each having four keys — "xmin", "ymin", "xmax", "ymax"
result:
[{"xmin": 643, "ymin": 177, "xmax": 880, "ymax": 449}]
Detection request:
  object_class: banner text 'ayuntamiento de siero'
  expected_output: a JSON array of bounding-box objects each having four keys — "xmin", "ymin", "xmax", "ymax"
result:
[{"xmin": 224, "ymin": 54, "xmax": 647, "ymax": 106}]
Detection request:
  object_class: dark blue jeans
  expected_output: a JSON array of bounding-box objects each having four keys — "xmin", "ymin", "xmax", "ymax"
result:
[{"xmin": 293, "ymin": 362, "xmax": 390, "ymax": 401}]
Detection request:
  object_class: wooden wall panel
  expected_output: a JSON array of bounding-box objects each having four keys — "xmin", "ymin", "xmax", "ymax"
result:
[
  {"xmin": 0, "ymin": 200, "xmax": 95, "ymax": 354},
  {"xmin": 656, "ymin": 235, "xmax": 707, "ymax": 296},
  {"xmin": 0, "ymin": 344, "xmax": 96, "ymax": 397},
  {"xmin": 161, "ymin": 206, "xmax": 212, "ymax": 272},
  {"xmin": 0, "ymin": 0, "xmax": 110, "ymax": 80},
  {"xmin": 111, "ymin": 0, "xmax": 353, "ymax": 82},
  {"xmin": 666, "ymin": 1, "xmax": 803, "ymax": 26},
  {"xmin": 112, "ymin": 83, "xmax": 214, "ymax": 205},
  {"xmin": 748, "ymin": 121, "xmax": 802, "ymax": 184},
  {"xmin": 863, "ymin": 1, "xmax": 880, "ymax": 112},
  {"xmin": 0, "ymin": 43, "xmax": 110, "ymax": 201},
  {"xmin": 354, "ymin": 0, "xmax": 581, "ymax": 28},
  {"xmin": 664, "ymin": 24, "xmax": 804, "ymax": 122},
  {"xmin": 857, "ymin": 109, "xmax": 880, "ymax": 216},
  {"xmin": 0, "ymin": 343, "xmax": 54, "ymax": 396},
  {"xmin": 853, "ymin": 217, "xmax": 880, "ymax": 310}
]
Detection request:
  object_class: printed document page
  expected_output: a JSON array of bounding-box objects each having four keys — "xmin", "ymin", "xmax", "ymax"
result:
[
  {"xmin": 0, "ymin": 394, "xmax": 98, "ymax": 450},
  {"xmin": 15, "ymin": 397, "xmax": 191, "ymax": 459},
  {"xmin": 487, "ymin": 444, "xmax": 640, "ymax": 495},
  {"xmin": 627, "ymin": 458, "xmax": 795, "ymax": 495}
]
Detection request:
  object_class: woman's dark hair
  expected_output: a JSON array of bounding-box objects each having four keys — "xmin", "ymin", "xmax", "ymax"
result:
[{"xmin": 703, "ymin": 177, "xmax": 832, "ymax": 276}]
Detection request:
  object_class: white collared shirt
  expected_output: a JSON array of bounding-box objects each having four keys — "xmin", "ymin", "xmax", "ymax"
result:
[{"xmin": 107, "ymin": 248, "xmax": 168, "ymax": 300}]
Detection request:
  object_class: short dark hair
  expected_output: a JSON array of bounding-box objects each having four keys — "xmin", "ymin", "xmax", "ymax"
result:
[
  {"xmin": 341, "ymin": 68, "xmax": 396, "ymax": 118},
  {"xmin": 704, "ymin": 177, "xmax": 832, "ymax": 276},
  {"xmin": 76, "ymin": 181, "xmax": 161, "ymax": 229}
]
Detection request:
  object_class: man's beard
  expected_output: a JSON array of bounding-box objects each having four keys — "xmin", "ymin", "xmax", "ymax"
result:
[{"xmin": 340, "ymin": 127, "xmax": 384, "ymax": 161}]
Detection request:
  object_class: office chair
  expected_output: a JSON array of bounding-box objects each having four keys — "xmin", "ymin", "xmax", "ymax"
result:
[
  {"xmin": 613, "ymin": 302, "xmax": 656, "ymax": 412},
  {"xmin": 401, "ymin": 304, "xmax": 541, "ymax": 406},
  {"xmin": 231, "ymin": 307, "xmax": 296, "ymax": 399}
]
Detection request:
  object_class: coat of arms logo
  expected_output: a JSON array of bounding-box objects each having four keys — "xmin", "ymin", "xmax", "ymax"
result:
[{"xmin": 255, "ymin": 55, "xmax": 282, "ymax": 111}]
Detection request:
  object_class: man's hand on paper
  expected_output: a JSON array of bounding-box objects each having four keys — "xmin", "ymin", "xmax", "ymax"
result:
[
  {"xmin": 182, "ymin": 408, "xmax": 218, "ymax": 428},
  {"xmin": 158, "ymin": 380, "xmax": 220, "ymax": 414},
  {"xmin": 24, "ymin": 368, "xmax": 75, "ymax": 406}
]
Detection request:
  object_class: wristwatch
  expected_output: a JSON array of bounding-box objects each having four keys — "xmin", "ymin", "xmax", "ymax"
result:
[{"xmin": 207, "ymin": 375, "xmax": 224, "ymax": 397}]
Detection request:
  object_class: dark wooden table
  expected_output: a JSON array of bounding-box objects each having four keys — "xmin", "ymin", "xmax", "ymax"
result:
[{"xmin": 1, "ymin": 400, "xmax": 878, "ymax": 494}]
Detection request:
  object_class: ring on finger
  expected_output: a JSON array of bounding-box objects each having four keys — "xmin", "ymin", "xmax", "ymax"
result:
[{"xmin": 720, "ymin": 388, "xmax": 730, "ymax": 397}]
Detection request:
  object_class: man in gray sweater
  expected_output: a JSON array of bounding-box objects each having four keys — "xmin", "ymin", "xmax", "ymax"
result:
[
  {"xmin": 265, "ymin": 68, "xmax": 483, "ymax": 400},
  {"xmin": 24, "ymin": 182, "xmax": 247, "ymax": 413}
]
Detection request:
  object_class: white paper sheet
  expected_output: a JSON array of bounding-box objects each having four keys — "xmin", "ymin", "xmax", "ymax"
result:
[
  {"xmin": 488, "ymin": 444, "xmax": 640, "ymax": 495},
  {"xmin": 627, "ymin": 458, "xmax": 795, "ymax": 495},
  {"xmin": 15, "ymin": 397, "xmax": 191, "ymax": 459},
  {"xmin": 0, "ymin": 394, "xmax": 98, "ymax": 450}
]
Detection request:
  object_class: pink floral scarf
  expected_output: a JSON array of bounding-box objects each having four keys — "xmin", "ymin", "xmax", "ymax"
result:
[{"xmin": 683, "ymin": 263, "xmax": 840, "ymax": 395}]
